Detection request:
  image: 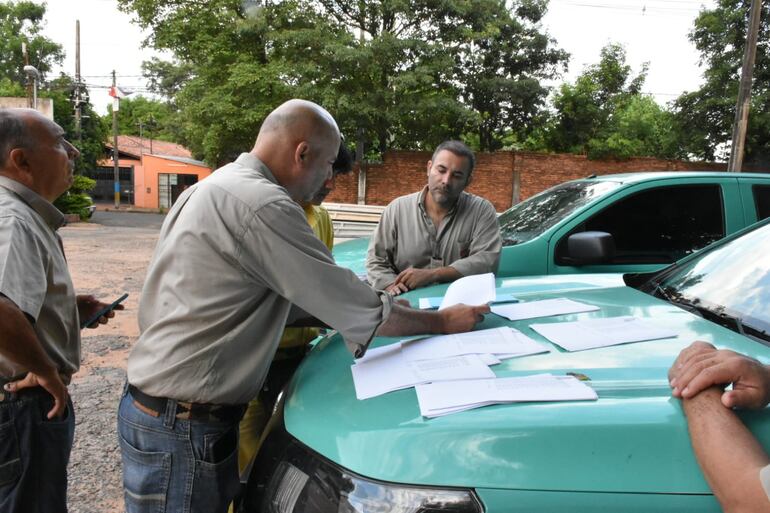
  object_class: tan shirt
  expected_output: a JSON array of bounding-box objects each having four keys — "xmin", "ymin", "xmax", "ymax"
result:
[
  {"xmin": 0, "ymin": 176, "xmax": 79, "ymax": 379},
  {"xmin": 366, "ymin": 188, "xmax": 502, "ymax": 290},
  {"xmin": 128, "ymin": 153, "xmax": 392, "ymax": 405}
]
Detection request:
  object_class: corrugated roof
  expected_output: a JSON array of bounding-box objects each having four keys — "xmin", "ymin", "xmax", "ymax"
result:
[{"xmin": 106, "ymin": 135, "xmax": 192, "ymax": 159}]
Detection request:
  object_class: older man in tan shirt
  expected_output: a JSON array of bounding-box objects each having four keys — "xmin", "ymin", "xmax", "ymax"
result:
[
  {"xmin": 119, "ymin": 100, "xmax": 488, "ymax": 513},
  {"xmin": 0, "ymin": 108, "xmax": 120, "ymax": 513}
]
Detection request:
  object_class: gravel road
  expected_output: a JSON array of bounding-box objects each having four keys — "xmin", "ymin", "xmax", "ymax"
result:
[{"xmin": 61, "ymin": 220, "xmax": 159, "ymax": 513}]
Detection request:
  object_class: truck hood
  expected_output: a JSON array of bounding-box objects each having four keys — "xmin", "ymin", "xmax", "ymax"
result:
[{"xmin": 283, "ymin": 274, "xmax": 770, "ymax": 493}]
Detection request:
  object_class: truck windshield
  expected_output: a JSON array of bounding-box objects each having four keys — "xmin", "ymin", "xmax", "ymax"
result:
[
  {"xmin": 648, "ymin": 222, "xmax": 770, "ymax": 343},
  {"xmin": 498, "ymin": 181, "xmax": 621, "ymax": 246}
]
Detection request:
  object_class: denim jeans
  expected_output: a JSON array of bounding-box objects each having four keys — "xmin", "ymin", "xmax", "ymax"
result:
[
  {"xmin": 0, "ymin": 389, "xmax": 75, "ymax": 513},
  {"xmin": 117, "ymin": 385, "xmax": 242, "ymax": 513}
]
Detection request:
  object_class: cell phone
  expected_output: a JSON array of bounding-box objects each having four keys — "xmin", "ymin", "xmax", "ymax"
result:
[{"xmin": 79, "ymin": 293, "xmax": 128, "ymax": 329}]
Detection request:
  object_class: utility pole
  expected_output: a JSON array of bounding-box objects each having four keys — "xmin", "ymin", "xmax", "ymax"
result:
[
  {"xmin": 727, "ymin": 0, "xmax": 763, "ymax": 172},
  {"xmin": 112, "ymin": 70, "xmax": 121, "ymax": 208},
  {"xmin": 74, "ymin": 20, "xmax": 82, "ymax": 143}
]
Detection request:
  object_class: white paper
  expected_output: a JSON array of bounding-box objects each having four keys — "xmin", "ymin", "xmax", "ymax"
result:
[
  {"xmin": 400, "ymin": 327, "xmax": 548, "ymax": 361},
  {"xmin": 439, "ymin": 272, "xmax": 496, "ymax": 310},
  {"xmin": 491, "ymin": 298, "xmax": 599, "ymax": 321},
  {"xmin": 530, "ymin": 316, "xmax": 678, "ymax": 352},
  {"xmin": 351, "ymin": 352, "xmax": 495, "ymax": 400},
  {"xmin": 416, "ymin": 374, "xmax": 598, "ymax": 417}
]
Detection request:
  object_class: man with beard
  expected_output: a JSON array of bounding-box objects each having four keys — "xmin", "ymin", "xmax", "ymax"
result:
[{"xmin": 366, "ymin": 140, "xmax": 502, "ymax": 294}]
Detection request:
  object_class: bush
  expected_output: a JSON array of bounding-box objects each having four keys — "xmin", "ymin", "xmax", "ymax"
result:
[{"xmin": 54, "ymin": 175, "xmax": 96, "ymax": 220}]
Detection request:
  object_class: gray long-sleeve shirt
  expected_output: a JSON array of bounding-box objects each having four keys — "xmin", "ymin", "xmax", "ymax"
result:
[
  {"xmin": 366, "ymin": 188, "xmax": 502, "ymax": 290},
  {"xmin": 128, "ymin": 153, "xmax": 392, "ymax": 404}
]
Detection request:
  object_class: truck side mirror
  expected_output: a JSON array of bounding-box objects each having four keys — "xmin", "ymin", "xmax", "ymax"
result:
[{"xmin": 567, "ymin": 231, "xmax": 616, "ymax": 265}]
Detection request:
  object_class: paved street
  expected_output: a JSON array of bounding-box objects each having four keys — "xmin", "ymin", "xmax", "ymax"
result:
[{"xmin": 90, "ymin": 209, "xmax": 166, "ymax": 230}]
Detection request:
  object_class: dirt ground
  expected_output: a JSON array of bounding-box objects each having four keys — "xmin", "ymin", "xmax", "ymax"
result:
[{"xmin": 60, "ymin": 220, "xmax": 159, "ymax": 512}]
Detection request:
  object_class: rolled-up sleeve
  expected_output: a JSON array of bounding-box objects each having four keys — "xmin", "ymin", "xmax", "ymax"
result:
[
  {"xmin": 448, "ymin": 200, "xmax": 501, "ymax": 276},
  {"xmin": 366, "ymin": 205, "xmax": 401, "ymax": 290},
  {"xmin": 242, "ymin": 199, "xmax": 392, "ymax": 356}
]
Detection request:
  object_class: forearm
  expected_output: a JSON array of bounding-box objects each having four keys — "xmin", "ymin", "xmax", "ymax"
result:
[
  {"xmin": 376, "ymin": 303, "xmax": 443, "ymax": 337},
  {"xmin": 430, "ymin": 266, "xmax": 462, "ymax": 284},
  {"xmin": 683, "ymin": 387, "xmax": 770, "ymax": 513},
  {"xmin": 449, "ymin": 251, "xmax": 500, "ymax": 277},
  {"xmin": 0, "ymin": 296, "xmax": 59, "ymax": 376}
]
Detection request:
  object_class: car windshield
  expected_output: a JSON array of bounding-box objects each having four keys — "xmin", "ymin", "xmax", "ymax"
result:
[
  {"xmin": 647, "ymin": 222, "xmax": 770, "ymax": 342},
  {"xmin": 498, "ymin": 180, "xmax": 621, "ymax": 246}
]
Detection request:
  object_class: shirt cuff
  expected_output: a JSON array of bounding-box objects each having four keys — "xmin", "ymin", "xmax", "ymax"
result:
[{"xmin": 344, "ymin": 291, "xmax": 394, "ymax": 359}]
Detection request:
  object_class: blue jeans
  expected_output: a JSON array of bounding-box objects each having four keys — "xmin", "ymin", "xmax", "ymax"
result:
[
  {"xmin": 117, "ymin": 385, "xmax": 242, "ymax": 513},
  {"xmin": 0, "ymin": 388, "xmax": 75, "ymax": 513}
]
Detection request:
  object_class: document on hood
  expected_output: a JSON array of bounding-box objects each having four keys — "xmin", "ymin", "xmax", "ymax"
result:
[
  {"xmin": 491, "ymin": 298, "xmax": 600, "ymax": 321},
  {"xmin": 530, "ymin": 315, "xmax": 678, "ymax": 352},
  {"xmin": 400, "ymin": 327, "xmax": 548, "ymax": 362},
  {"xmin": 351, "ymin": 351, "xmax": 495, "ymax": 400},
  {"xmin": 439, "ymin": 272, "xmax": 496, "ymax": 310},
  {"xmin": 416, "ymin": 373, "xmax": 598, "ymax": 418}
]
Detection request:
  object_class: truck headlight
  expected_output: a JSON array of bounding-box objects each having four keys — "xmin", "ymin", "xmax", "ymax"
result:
[{"xmin": 240, "ymin": 403, "xmax": 483, "ymax": 513}]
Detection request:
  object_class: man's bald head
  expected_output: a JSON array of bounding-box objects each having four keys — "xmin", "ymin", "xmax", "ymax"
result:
[
  {"xmin": 257, "ymin": 99, "xmax": 339, "ymax": 141},
  {"xmin": 252, "ymin": 99, "xmax": 341, "ymax": 203}
]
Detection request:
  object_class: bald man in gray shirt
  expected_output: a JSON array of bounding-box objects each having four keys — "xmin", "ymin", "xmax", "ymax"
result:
[{"xmin": 118, "ymin": 100, "xmax": 489, "ymax": 513}]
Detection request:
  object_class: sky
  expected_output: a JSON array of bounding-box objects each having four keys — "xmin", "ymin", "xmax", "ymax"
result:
[{"xmin": 40, "ymin": 0, "xmax": 716, "ymax": 115}]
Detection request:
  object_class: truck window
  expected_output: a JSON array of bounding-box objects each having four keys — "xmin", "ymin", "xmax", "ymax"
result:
[
  {"xmin": 556, "ymin": 184, "xmax": 725, "ymax": 265},
  {"xmin": 753, "ymin": 185, "xmax": 770, "ymax": 221}
]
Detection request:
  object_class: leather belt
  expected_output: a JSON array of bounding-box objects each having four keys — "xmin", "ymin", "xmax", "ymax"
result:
[{"xmin": 128, "ymin": 385, "xmax": 245, "ymax": 423}]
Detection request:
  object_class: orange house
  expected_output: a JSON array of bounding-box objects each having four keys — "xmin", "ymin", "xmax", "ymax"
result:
[
  {"xmin": 136, "ymin": 154, "xmax": 212, "ymax": 209},
  {"xmin": 99, "ymin": 136, "xmax": 212, "ymax": 209}
]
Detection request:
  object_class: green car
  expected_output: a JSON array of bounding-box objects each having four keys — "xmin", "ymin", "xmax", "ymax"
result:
[
  {"xmin": 333, "ymin": 171, "xmax": 770, "ymax": 279},
  {"xmin": 241, "ymin": 218, "xmax": 770, "ymax": 512}
]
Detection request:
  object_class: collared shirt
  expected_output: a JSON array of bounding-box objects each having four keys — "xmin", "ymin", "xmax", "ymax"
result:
[
  {"xmin": 0, "ymin": 176, "xmax": 79, "ymax": 379},
  {"xmin": 366, "ymin": 187, "xmax": 502, "ymax": 290},
  {"xmin": 128, "ymin": 153, "xmax": 392, "ymax": 405},
  {"xmin": 277, "ymin": 204, "xmax": 335, "ymax": 351}
]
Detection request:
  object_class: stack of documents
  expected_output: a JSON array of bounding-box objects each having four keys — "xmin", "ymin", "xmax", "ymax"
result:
[
  {"xmin": 351, "ymin": 327, "xmax": 549, "ymax": 400},
  {"xmin": 400, "ymin": 327, "xmax": 547, "ymax": 361},
  {"xmin": 416, "ymin": 373, "xmax": 598, "ymax": 417},
  {"xmin": 530, "ymin": 316, "xmax": 678, "ymax": 351},
  {"xmin": 491, "ymin": 298, "xmax": 599, "ymax": 321}
]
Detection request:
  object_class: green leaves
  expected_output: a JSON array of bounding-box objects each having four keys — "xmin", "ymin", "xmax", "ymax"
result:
[{"xmin": 122, "ymin": 0, "xmax": 567, "ymax": 161}]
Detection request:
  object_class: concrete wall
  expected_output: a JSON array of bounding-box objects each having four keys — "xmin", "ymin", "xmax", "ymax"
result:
[
  {"xmin": 0, "ymin": 97, "xmax": 54, "ymax": 119},
  {"xmin": 326, "ymin": 150, "xmax": 759, "ymax": 212}
]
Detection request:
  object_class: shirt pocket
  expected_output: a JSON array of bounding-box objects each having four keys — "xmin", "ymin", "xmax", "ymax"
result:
[{"xmin": 455, "ymin": 239, "xmax": 472, "ymax": 259}]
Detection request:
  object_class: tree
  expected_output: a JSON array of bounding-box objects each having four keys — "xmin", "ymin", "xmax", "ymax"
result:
[
  {"xmin": 542, "ymin": 43, "xmax": 648, "ymax": 155},
  {"xmin": 0, "ymin": 1, "xmax": 63, "ymax": 83},
  {"xmin": 106, "ymin": 95, "xmax": 180, "ymax": 143},
  {"xmin": 672, "ymin": 0, "xmax": 770, "ymax": 164},
  {"xmin": 533, "ymin": 43, "xmax": 678, "ymax": 160},
  {"xmin": 119, "ymin": 0, "xmax": 567, "ymax": 163}
]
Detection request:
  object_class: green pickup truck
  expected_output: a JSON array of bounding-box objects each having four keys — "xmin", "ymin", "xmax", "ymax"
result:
[{"xmin": 333, "ymin": 171, "xmax": 770, "ymax": 279}]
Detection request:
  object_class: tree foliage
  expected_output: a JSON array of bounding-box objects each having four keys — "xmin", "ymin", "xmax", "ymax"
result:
[
  {"xmin": 0, "ymin": 1, "xmax": 63, "ymax": 83},
  {"xmin": 533, "ymin": 43, "xmax": 679, "ymax": 160},
  {"xmin": 672, "ymin": 0, "xmax": 770, "ymax": 164},
  {"xmin": 106, "ymin": 95, "xmax": 181, "ymax": 143},
  {"xmin": 118, "ymin": 0, "xmax": 567, "ymax": 164}
]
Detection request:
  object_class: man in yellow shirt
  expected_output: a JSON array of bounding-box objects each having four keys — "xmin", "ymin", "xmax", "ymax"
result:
[{"xmin": 236, "ymin": 142, "xmax": 353, "ymax": 476}]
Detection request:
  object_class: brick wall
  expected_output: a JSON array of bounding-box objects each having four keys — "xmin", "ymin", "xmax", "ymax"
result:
[{"xmin": 326, "ymin": 150, "xmax": 765, "ymax": 211}]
